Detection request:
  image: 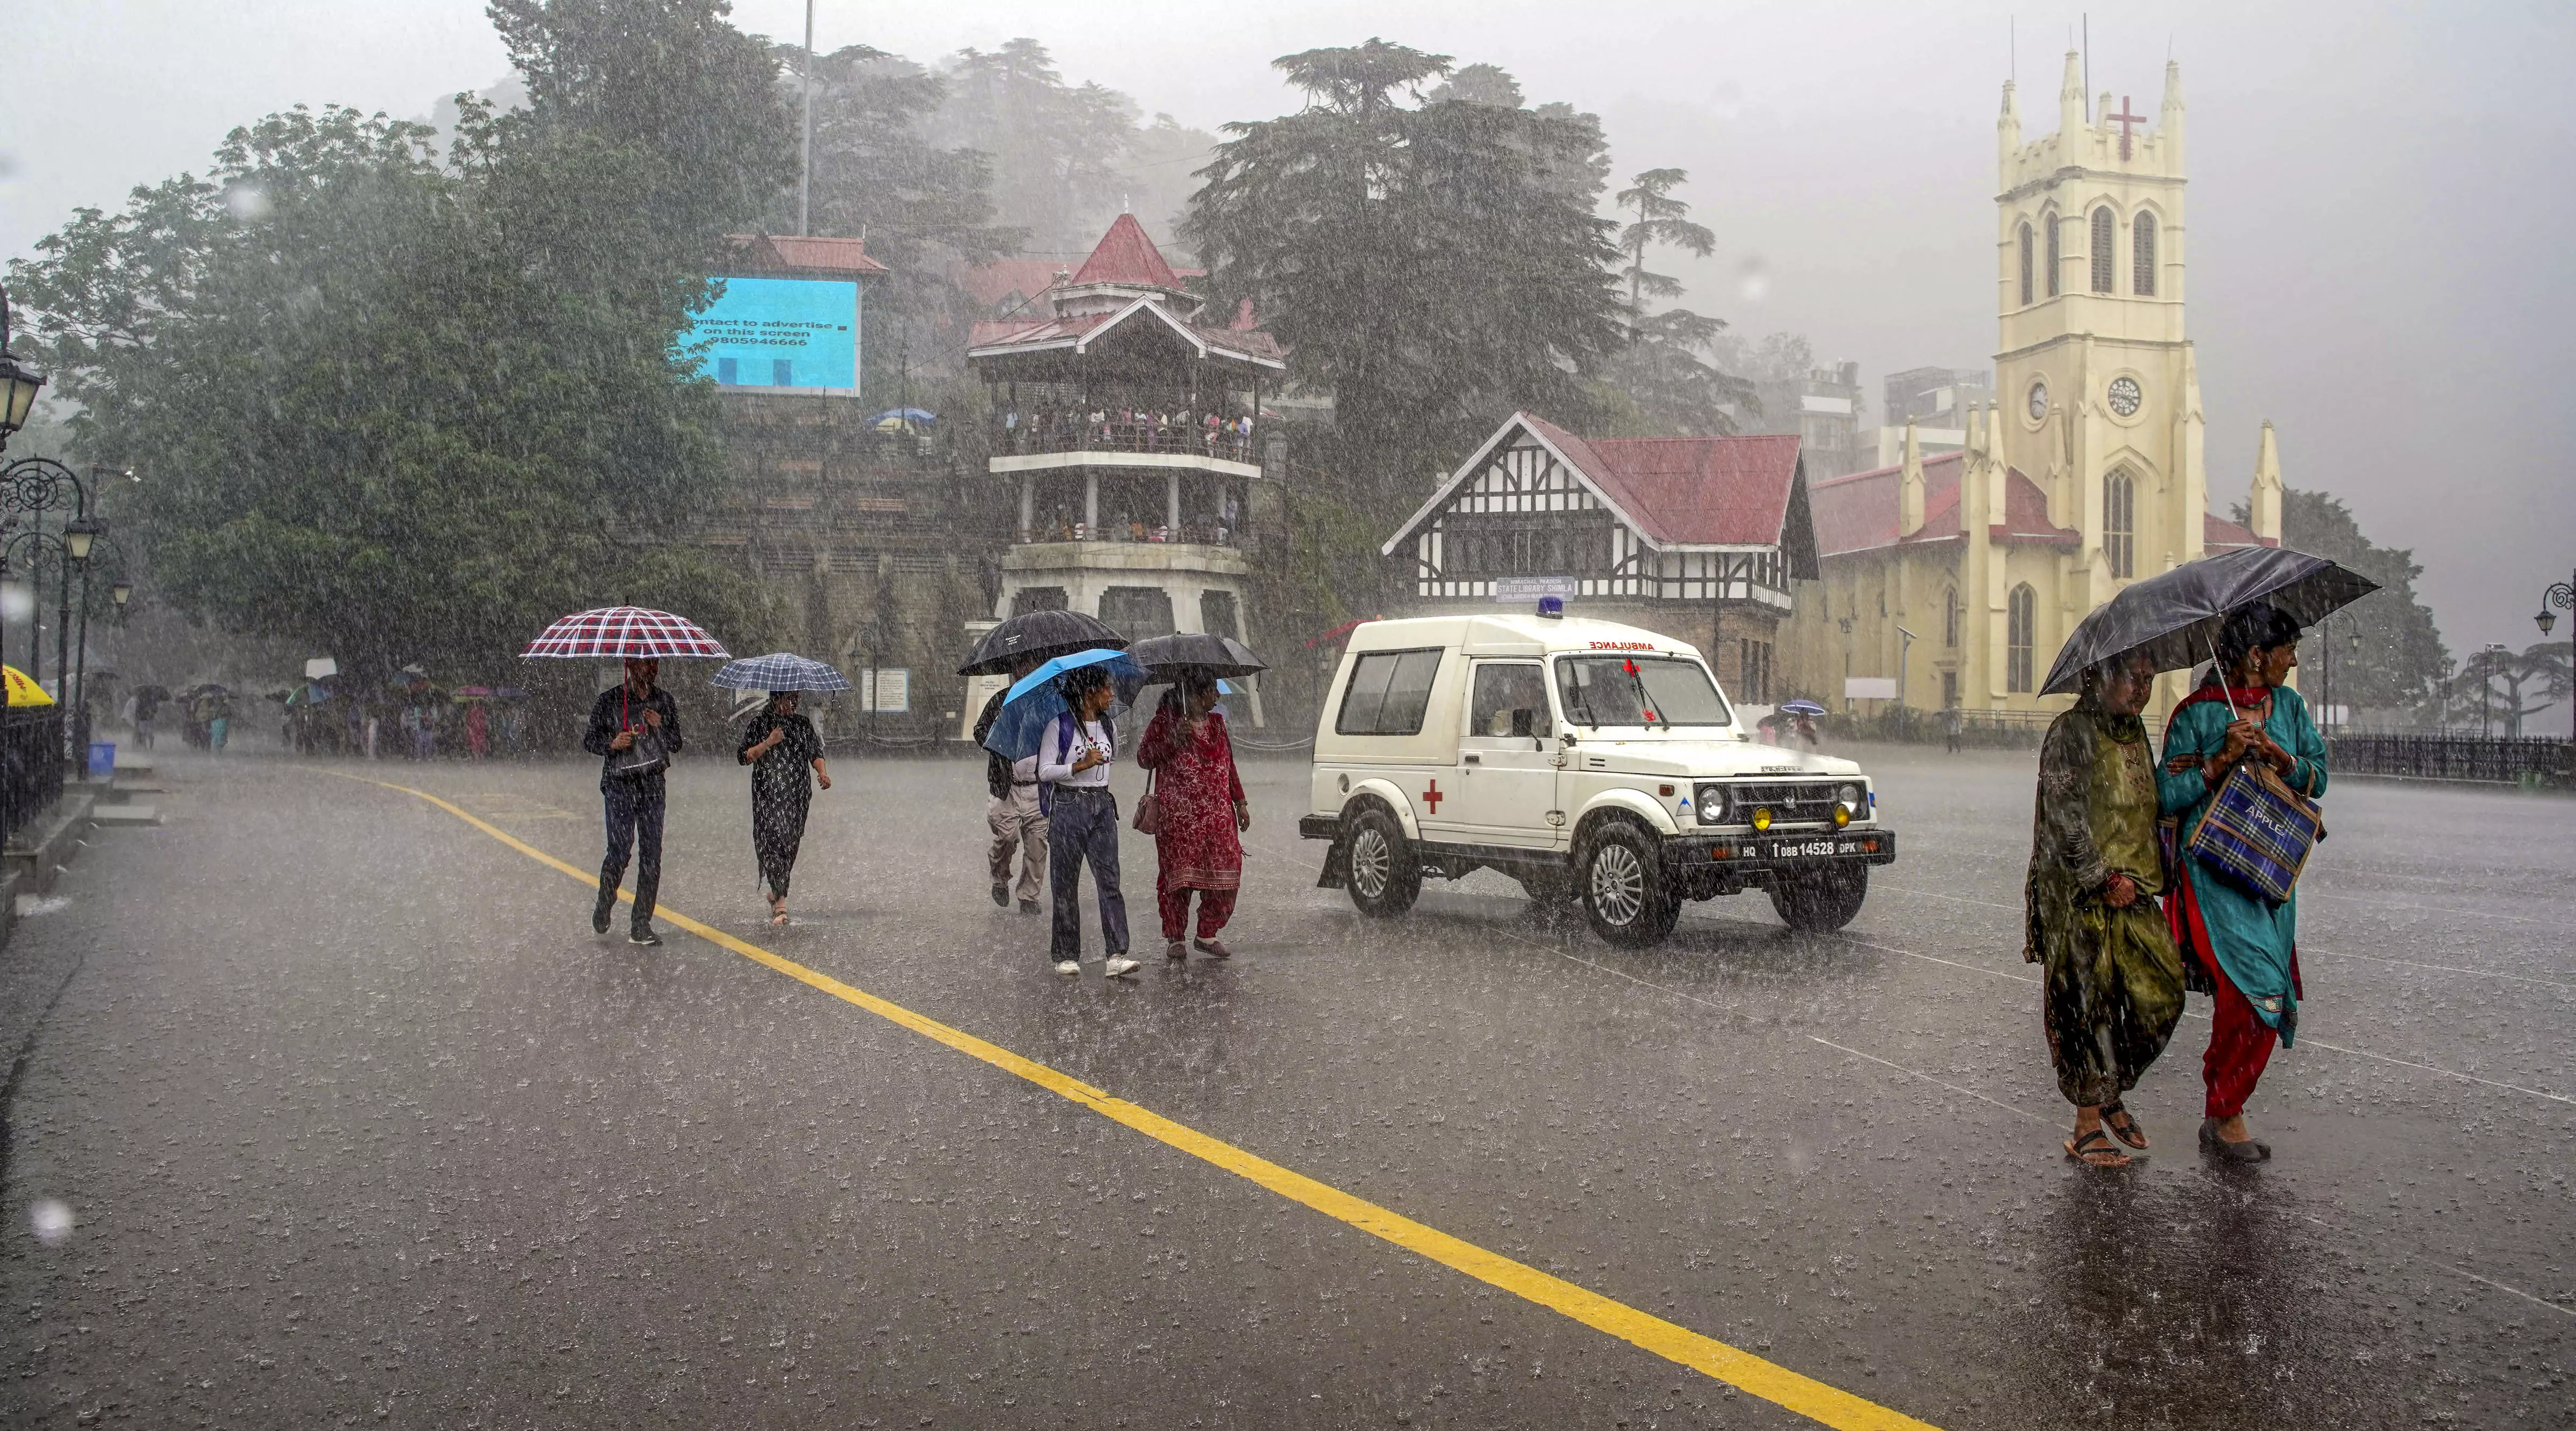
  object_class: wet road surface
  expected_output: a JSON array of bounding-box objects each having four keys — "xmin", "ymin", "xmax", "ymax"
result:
[{"xmin": 1, "ymin": 742, "xmax": 2568, "ymax": 1427}]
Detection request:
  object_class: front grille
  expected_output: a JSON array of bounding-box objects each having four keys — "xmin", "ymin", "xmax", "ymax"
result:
[{"xmin": 1696, "ymin": 781, "xmax": 1848, "ymax": 827}]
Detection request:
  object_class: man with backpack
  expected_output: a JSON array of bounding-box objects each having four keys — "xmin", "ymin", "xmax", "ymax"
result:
[{"xmin": 974, "ymin": 657, "xmax": 1046, "ymax": 915}]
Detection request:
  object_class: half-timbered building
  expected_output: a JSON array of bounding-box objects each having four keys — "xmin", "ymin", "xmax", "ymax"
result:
[{"xmin": 1381, "ymin": 413, "xmax": 1820, "ymax": 702}]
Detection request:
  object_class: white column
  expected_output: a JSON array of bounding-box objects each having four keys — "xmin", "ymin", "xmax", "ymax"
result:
[
  {"xmin": 1166, "ymin": 471, "xmax": 1182, "ymax": 535},
  {"xmin": 1019, "ymin": 474, "xmax": 1034, "ymax": 538},
  {"xmin": 1084, "ymin": 471, "xmax": 1099, "ymax": 533}
]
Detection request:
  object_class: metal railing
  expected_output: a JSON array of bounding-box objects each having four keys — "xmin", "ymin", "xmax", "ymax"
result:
[
  {"xmin": 994, "ymin": 417, "xmax": 1256, "ymax": 465},
  {"xmin": 2326, "ymin": 733, "xmax": 2571, "ymax": 785},
  {"xmin": 1014, "ymin": 521, "xmax": 1241, "ymax": 549},
  {"xmin": 2, "ymin": 706, "xmax": 66, "ymax": 845}
]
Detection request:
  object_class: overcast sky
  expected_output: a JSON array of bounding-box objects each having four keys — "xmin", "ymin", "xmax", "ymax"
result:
[{"xmin": 6, "ymin": 1, "xmax": 2570, "ymax": 690}]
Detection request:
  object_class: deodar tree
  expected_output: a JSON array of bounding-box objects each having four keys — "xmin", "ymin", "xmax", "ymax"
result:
[{"xmin": 1183, "ymin": 39, "xmax": 1626, "ymax": 507}]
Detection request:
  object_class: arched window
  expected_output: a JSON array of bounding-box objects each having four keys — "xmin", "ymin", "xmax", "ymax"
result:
[
  {"xmin": 2090, "ymin": 207, "xmax": 2116, "ymax": 293},
  {"xmin": 2103, "ymin": 469, "xmax": 2136, "ymax": 579},
  {"xmin": 2017, "ymin": 223, "xmax": 2034, "ymax": 306},
  {"xmin": 2045, "ymin": 214, "xmax": 2061, "ymax": 296},
  {"xmin": 1943, "ymin": 588, "xmax": 1960, "ymax": 647},
  {"xmin": 2007, "ymin": 585, "xmax": 2037, "ymax": 693},
  {"xmin": 2133, "ymin": 211, "xmax": 2158, "ymax": 296}
]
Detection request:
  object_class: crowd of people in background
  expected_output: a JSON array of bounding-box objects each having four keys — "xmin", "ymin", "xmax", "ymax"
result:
[{"xmin": 997, "ymin": 405, "xmax": 1255, "ymax": 462}]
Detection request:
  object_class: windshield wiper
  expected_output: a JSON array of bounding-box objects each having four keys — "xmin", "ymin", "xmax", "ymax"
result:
[{"xmin": 1622, "ymin": 661, "xmax": 1669, "ymax": 730}]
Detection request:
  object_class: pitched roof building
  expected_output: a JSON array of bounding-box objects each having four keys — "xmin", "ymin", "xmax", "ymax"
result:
[
  {"xmin": 967, "ymin": 214, "xmax": 1289, "ymax": 724},
  {"xmin": 1382, "ymin": 412, "xmax": 1819, "ymax": 703}
]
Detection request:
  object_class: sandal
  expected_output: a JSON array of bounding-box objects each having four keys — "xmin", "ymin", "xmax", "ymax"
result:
[
  {"xmin": 2101, "ymin": 1100, "xmax": 2148, "ymax": 1150},
  {"xmin": 770, "ymin": 909, "xmax": 790, "ymax": 926},
  {"xmin": 2064, "ymin": 1127, "xmax": 2131, "ymax": 1167},
  {"xmin": 2198, "ymin": 1118, "xmax": 2271, "ymax": 1163}
]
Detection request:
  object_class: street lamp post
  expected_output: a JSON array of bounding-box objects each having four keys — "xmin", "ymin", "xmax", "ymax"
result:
[
  {"xmin": 2538, "ymin": 568, "xmax": 2573, "ymax": 749},
  {"xmin": 0, "ymin": 284, "xmax": 46, "ymax": 454}
]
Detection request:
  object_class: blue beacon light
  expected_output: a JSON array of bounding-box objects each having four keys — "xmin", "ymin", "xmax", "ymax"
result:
[{"xmin": 1537, "ymin": 595, "xmax": 1565, "ymax": 618}]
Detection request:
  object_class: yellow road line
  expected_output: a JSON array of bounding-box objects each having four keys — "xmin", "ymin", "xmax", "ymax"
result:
[{"xmin": 334, "ymin": 771, "xmax": 1941, "ymax": 1431}]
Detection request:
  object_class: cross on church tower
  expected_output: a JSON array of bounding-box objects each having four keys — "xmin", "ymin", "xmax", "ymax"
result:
[{"xmin": 2107, "ymin": 96, "xmax": 2147, "ymax": 159}]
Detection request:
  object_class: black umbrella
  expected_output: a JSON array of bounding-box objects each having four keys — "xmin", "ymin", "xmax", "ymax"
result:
[
  {"xmin": 957, "ymin": 609, "xmax": 1127, "ymax": 676},
  {"xmin": 1125, "ymin": 632, "xmax": 1268, "ymax": 679},
  {"xmin": 2041, "ymin": 546, "xmax": 2379, "ymax": 696}
]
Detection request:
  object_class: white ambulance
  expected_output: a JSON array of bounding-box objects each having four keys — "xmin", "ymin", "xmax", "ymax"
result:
[{"xmin": 1298, "ymin": 609, "xmax": 1896, "ymax": 946}]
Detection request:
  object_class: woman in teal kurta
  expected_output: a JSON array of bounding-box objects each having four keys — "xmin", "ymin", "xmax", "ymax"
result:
[{"xmin": 2156, "ymin": 602, "xmax": 2326, "ymax": 1163}]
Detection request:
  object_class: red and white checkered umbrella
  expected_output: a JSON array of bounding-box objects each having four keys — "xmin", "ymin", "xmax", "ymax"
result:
[{"xmin": 521, "ymin": 606, "xmax": 731, "ymax": 660}]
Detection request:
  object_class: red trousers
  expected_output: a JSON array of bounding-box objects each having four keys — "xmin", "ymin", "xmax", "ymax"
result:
[
  {"xmin": 2200, "ymin": 945, "xmax": 2279, "ymax": 1119},
  {"xmin": 1158, "ymin": 880, "xmax": 1235, "ymax": 941}
]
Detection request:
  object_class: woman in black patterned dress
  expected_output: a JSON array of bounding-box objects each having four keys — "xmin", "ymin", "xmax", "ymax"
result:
[{"xmin": 738, "ymin": 692, "xmax": 831, "ymax": 925}]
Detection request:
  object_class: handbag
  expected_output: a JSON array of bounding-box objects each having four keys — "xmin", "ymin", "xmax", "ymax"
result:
[
  {"xmin": 1132, "ymin": 765, "xmax": 1162, "ymax": 835},
  {"xmin": 2186, "ymin": 757, "xmax": 2322, "ymax": 904},
  {"xmin": 609, "ymin": 691, "xmax": 670, "ymax": 779}
]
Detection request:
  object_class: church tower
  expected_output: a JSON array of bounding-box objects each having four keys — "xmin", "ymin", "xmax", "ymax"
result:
[{"xmin": 1994, "ymin": 54, "xmax": 2205, "ymax": 618}]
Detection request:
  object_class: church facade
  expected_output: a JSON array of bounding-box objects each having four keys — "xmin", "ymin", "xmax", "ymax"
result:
[{"xmin": 1778, "ymin": 53, "xmax": 2283, "ymax": 718}]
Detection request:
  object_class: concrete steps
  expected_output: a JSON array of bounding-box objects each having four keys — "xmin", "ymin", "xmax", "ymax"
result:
[{"xmin": 93, "ymin": 802, "xmax": 160, "ymax": 827}]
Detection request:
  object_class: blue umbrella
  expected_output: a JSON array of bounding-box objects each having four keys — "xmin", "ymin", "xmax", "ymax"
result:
[
  {"xmin": 867, "ymin": 407, "xmax": 938, "ymax": 426},
  {"xmin": 1779, "ymin": 698, "xmax": 1827, "ymax": 716},
  {"xmin": 712, "ymin": 652, "xmax": 853, "ymax": 693},
  {"xmin": 985, "ymin": 648, "xmax": 1148, "ymax": 761}
]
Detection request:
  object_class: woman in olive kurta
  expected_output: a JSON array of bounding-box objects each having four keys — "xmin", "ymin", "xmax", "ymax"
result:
[
  {"xmin": 2025, "ymin": 649, "xmax": 2186, "ymax": 1167},
  {"xmin": 738, "ymin": 692, "xmax": 831, "ymax": 925},
  {"xmin": 2156, "ymin": 603, "xmax": 2325, "ymax": 1163}
]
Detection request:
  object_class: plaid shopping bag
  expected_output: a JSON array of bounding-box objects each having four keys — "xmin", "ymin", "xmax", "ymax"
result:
[{"xmin": 2186, "ymin": 760, "xmax": 2322, "ymax": 904}]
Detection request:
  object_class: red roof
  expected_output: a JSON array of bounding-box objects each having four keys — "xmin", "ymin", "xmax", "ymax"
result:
[
  {"xmin": 722, "ymin": 232, "xmax": 888, "ymax": 276},
  {"xmin": 1071, "ymin": 213, "xmax": 1181, "ymax": 290},
  {"xmin": 1809, "ymin": 454, "xmax": 2080, "ymax": 556},
  {"xmin": 967, "ymin": 305, "xmax": 1285, "ymax": 366},
  {"xmin": 2203, "ymin": 512, "xmax": 2279, "ymax": 551},
  {"xmin": 1521, "ymin": 414, "xmax": 1804, "ymax": 547}
]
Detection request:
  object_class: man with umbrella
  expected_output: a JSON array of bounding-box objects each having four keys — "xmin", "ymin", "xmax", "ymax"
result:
[
  {"xmin": 529, "ymin": 605, "xmax": 733, "ymax": 947},
  {"xmin": 584, "ymin": 659, "xmax": 683, "ymax": 944}
]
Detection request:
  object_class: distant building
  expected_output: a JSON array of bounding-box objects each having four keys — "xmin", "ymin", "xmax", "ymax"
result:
[
  {"xmin": 1380, "ymin": 412, "xmax": 1819, "ymax": 702},
  {"xmin": 698, "ymin": 232, "xmax": 999, "ymax": 744},
  {"xmin": 967, "ymin": 214, "xmax": 1288, "ymax": 720},
  {"xmin": 1882, "ymin": 366, "xmax": 1995, "ymax": 427},
  {"xmin": 1737, "ymin": 361, "xmax": 1867, "ymax": 481},
  {"xmin": 1776, "ymin": 53, "xmax": 2284, "ymax": 719}
]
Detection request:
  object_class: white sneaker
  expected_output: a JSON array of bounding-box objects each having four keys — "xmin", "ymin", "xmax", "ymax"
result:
[
  {"xmin": 1103, "ymin": 955, "xmax": 1141, "ymax": 979},
  {"xmin": 1053, "ymin": 959, "xmax": 1081, "ymax": 976}
]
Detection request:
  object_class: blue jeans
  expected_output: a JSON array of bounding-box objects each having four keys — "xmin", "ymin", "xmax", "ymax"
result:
[
  {"xmin": 601, "ymin": 776, "xmax": 665, "ymax": 926},
  {"xmin": 1046, "ymin": 786, "xmax": 1128, "ymax": 960}
]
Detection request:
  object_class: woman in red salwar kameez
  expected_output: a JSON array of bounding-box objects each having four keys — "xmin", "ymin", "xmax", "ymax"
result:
[{"xmin": 1137, "ymin": 671, "xmax": 1250, "ymax": 960}]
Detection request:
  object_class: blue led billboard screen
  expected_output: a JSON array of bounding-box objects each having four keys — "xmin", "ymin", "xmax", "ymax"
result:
[{"xmin": 687, "ymin": 277, "xmax": 858, "ymax": 390}]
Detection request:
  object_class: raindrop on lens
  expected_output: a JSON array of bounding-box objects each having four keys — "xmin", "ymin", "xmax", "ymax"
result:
[{"xmin": 30, "ymin": 1199, "xmax": 73, "ymax": 1244}]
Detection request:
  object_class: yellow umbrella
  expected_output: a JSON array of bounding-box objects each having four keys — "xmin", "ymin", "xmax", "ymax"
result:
[{"xmin": 4, "ymin": 666, "xmax": 54, "ymax": 706}]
